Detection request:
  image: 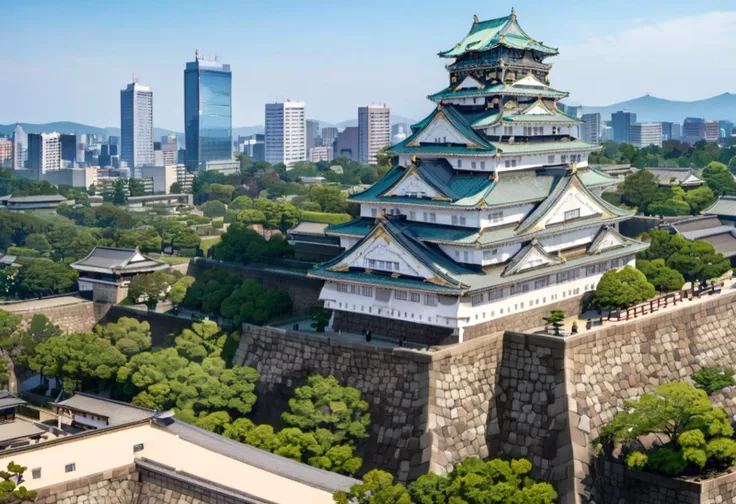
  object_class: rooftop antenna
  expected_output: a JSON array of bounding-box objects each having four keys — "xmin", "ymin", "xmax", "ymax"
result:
[{"xmin": 195, "ymin": 48, "xmax": 199, "ymax": 59}]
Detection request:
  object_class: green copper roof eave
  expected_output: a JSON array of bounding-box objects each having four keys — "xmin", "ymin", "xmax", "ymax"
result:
[
  {"xmin": 503, "ymin": 112, "xmax": 583, "ymax": 125},
  {"xmin": 308, "ymin": 268, "xmax": 464, "ymax": 295},
  {"xmin": 428, "ymin": 85, "xmax": 569, "ymax": 102},
  {"xmin": 491, "ymin": 139, "xmax": 599, "ymax": 155},
  {"xmin": 439, "ymin": 15, "xmax": 558, "ymax": 58},
  {"xmin": 387, "ymin": 144, "xmax": 495, "ymax": 157},
  {"xmin": 441, "ymin": 105, "xmax": 494, "ymax": 149}
]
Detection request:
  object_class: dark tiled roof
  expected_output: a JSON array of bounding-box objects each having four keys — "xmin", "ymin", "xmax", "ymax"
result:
[
  {"xmin": 0, "ymin": 390, "xmax": 26, "ymax": 410},
  {"xmin": 70, "ymin": 247, "xmax": 168, "ymax": 274},
  {"xmin": 53, "ymin": 393, "xmax": 157, "ymax": 426}
]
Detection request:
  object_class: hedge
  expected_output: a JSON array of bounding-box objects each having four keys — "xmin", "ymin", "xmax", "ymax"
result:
[{"xmin": 300, "ymin": 211, "xmax": 352, "ymax": 225}]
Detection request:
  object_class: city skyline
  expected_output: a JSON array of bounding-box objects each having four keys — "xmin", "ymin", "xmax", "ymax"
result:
[{"xmin": 2, "ymin": 1, "xmax": 736, "ymax": 130}]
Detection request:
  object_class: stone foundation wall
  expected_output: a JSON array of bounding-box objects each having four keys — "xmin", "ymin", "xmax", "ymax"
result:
[
  {"xmin": 32, "ymin": 465, "xmax": 142, "ymax": 504},
  {"xmin": 234, "ymin": 324, "xmax": 432, "ymax": 479},
  {"xmin": 462, "ymin": 293, "xmax": 586, "ymax": 341},
  {"xmin": 332, "ymin": 310, "xmax": 457, "ymax": 346},
  {"xmin": 560, "ymin": 290, "xmax": 736, "ymax": 502},
  {"xmin": 5, "ymin": 299, "xmax": 111, "ymax": 334}
]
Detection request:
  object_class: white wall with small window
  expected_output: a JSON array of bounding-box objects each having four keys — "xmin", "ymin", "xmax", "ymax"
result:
[
  {"xmin": 319, "ymin": 282, "xmax": 461, "ymax": 328},
  {"xmin": 538, "ymin": 226, "xmax": 600, "ymax": 253},
  {"xmin": 479, "ymin": 203, "xmax": 535, "ymax": 229}
]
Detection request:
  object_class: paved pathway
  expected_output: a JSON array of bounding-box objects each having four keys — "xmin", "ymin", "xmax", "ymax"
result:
[{"xmin": 2, "ymin": 296, "xmax": 87, "ymax": 313}]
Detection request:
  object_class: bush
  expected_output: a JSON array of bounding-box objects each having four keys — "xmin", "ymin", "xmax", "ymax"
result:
[
  {"xmin": 6, "ymin": 246, "xmax": 40, "ymax": 258},
  {"xmin": 692, "ymin": 367, "xmax": 735, "ymax": 395},
  {"xmin": 300, "ymin": 210, "xmax": 352, "ymax": 225},
  {"xmin": 593, "ymin": 265, "xmax": 656, "ymax": 310}
]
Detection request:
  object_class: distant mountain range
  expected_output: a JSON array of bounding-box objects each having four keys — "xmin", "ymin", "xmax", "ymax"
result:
[
  {"xmin": 0, "ymin": 115, "xmax": 418, "ymax": 141},
  {"xmin": 581, "ymin": 93, "xmax": 736, "ymax": 123}
]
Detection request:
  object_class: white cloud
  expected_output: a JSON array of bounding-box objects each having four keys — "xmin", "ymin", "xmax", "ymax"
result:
[{"xmin": 553, "ymin": 11, "xmax": 736, "ymax": 105}]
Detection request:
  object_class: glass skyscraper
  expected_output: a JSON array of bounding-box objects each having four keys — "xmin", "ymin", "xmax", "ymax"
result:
[{"xmin": 184, "ymin": 57, "xmax": 232, "ymax": 171}]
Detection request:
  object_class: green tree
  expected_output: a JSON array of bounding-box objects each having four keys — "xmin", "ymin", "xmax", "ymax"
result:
[
  {"xmin": 683, "ymin": 186, "xmax": 716, "ymax": 214},
  {"xmin": 702, "ymin": 162, "xmax": 736, "ymax": 196},
  {"xmin": 18, "ymin": 259, "xmax": 79, "ymax": 297},
  {"xmin": 311, "ymin": 310, "xmax": 331, "ymax": 333},
  {"xmin": 207, "ymin": 183, "xmax": 235, "ymax": 203},
  {"xmin": 23, "ymin": 233, "xmax": 51, "ymax": 255},
  {"xmin": 94, "ymin": 317, "xmax": 152, "ymax": 357},
  {"xmin": 113, "ymin": 178, "xmax": 127, "ymax": 205},
  {"xmin": 600, "ymin": 382, "xmax": 736, "ymax": 476},
  {"xmin": 0, "ymin": 311, "xmax": 22, "ymax": 350},
  {"xmin": 175, "ymin": 321, "xmax": 226, "ymax": 362},
  {"xmin": 169, "ymin": 182, "xmax": 183, "ymax": 194},
  {"xmin": 334, "ymin": 469, "xmax": 411, "ymax": 504},
  {"xmin": 593, "ymin": 265, "xmax": 656, "ymax": 310},
  {"xmin": 168, "ymin": 276, "xmax": 195, "ymax": 312},
  {"xmin": 543, "ymin": 310, "xmax": 565, "ymax": 336},
  {"xmin": 199, "ymin": 200, "xmax": 227, "ymax": 218},
  {"xmin": 127, "ymin": 271, "xmax": 175, "ymax": 311},
  {"xmin": 692, "ymin": 367, "xmax": 736, "ymax": 395},
  {"xmin": 237, "ymin": 209, "xmax": 267, "ymax": 225},
  {"xmin": 229, "ymin": 196, "xmax": 254, "ymax": 210},
  {"xmin": 0, "ymin": 461, "xmax": 36, "ymax": 503},
  {"xmin": 282, "ymin": 375, "xmax": 370, "ymax": 448},
  {"xmin": 636, "ymin": 259, "xmax": 685, "ymax": 292},
  {"xmin": 667, "ymin": 240, "xmax": 730, "ymax": 285},
  {"xmin": 14, "ymin": 313, "xmax": 62, "ymax": 366},
  {"xmin": 621, "ymin": 169, "xmax": 661, "ymax": 212},
  {"xmin": 128, "ymin": 178, "xmax": 147, "ymax": 197}
]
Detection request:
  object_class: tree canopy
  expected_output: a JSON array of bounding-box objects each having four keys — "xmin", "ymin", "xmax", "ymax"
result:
[{"xmin": 593, "ymin": 265, "xmax": 656, "ymax": 310}]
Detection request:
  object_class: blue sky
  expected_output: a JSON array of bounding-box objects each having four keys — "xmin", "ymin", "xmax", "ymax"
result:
[{"xmin": 2, "ymin": 0, "xmax": 735, "ymax": 129}]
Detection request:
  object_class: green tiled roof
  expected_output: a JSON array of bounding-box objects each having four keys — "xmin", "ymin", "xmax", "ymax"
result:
[
  {"xmin": 491, "ymin": 139, "xmax": 598, "ymax": 155},
  {"xmin": 439, "ymin": 13, "xmax": 558, "ymax": 59},
  {"xmin": 577, "ymin": 167, "xmax": 619, "ymax": 188},
  {"xmin": 704, "ymin": 196, "xmax": 736, "ymax": 217},
  {"xmin": 314, "ymin": 216, "xmax": 649, "ymax": 295},
  {"xmin": 516, "ymin": 173, "xmax": 633, "ymax": 234},
  {"xmin": 471, "ymin": 113, "xmax": 501, "ymax": 128},
  {"xmin": 441, "ymin": 105, "xmax": 494, "ymax": 149},
  {"xmin": 428, "ymin": 84, "xmax": 568, "ymax": 102}
]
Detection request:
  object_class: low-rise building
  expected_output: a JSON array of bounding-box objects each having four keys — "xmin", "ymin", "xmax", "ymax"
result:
[
  {"xmin": 139, "ymin": 165, "xmax": 177, "ymax": 194},
  {"xmin": 670, "ymin": 215, "xmax": 736, "ymax": 262},
  {"xmin": 0, "ymin": 194, "xmax": 69, "ymax": 210},
  {"xmin": 646, "ymin": 167, "xmax": 703, "ymax": 188},
  {"xmin": 204, "ymin": 159, "xmax": 239, "ymax": 175},
  {"xmin": 70, "ymin": 246, "xmax": 169, "ymax": 303},
  {"xmin": 309, "ymin": 146, "xmax": 334, "ymax": 162},
  {"xmin": 0, "ymin": 393, "xmax": 356, "ymax": 504}
]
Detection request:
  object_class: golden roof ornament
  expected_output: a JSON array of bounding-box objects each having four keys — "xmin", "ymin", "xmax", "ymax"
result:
[
  {"xmin": 411, "ymin": 155, "xmax": 417, "ymax": 164},
  {"xmin": 511, "ymin": 7, "xmax": 517, "ymax": 20},
  {"xmin": 473, "ymin": 14, "xmax": 479, "ymax": 24},
  {"xmin": 570, "ymin": 162, "xmax": 578, "ymax": 174}
]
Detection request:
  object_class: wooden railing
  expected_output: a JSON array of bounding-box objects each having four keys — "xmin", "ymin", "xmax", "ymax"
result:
[{"xmin": 605, "ymin": 281, "xmax": 725, "ymax": 323}]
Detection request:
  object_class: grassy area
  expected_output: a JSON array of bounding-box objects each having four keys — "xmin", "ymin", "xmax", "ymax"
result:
[
  {"xmin": 148, "ymin": 253, "xmax": 191, "ymax": 265},
  {"xmin": 300, "ymin": 210, "xmax": 352, "ymax": 225},
  {"xmin": 200, "ymin": 236, "xmax": 221, "ymax": 254}
]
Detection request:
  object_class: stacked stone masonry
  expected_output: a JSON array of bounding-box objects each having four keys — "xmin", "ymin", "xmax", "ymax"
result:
[{"xmin": 5, "ymin": 299, "xmax": 110, "ymax": 334}]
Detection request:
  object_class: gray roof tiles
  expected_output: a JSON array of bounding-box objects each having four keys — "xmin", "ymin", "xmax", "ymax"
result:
[{"xmin": 53, "ymin": 393, "xmax": 157, "ymax": 426}]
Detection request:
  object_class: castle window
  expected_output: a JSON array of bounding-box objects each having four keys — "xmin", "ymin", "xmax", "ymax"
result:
[
  {"xmin": 489, "ymin": 211, "xmax": 503, "ymax": 224},
  {"xmin": 548, "ymin": 155, "xmax": 555, "ymax": 163},
  {"xmin": 561, "ymin": 154, "xmax": 568, "ymax": 163},
  {"xmin": 424, "ymin": 295, "xmax": 439, "ymax": 306},
  {"xmin": 510, "ymin": 283, "xmax": 529, "ymax": 295},
  {"xmin": 611, "ymin": 258, "xmax": 621, "ymax": 268},
  {"xmin": 463, "ymin": 251, "xmax": 470, "ymax": 262},
  {"xmin": 585, "ymin": 266, "xmax": 596, "ymax": 276},
  {"xmin": 483, "ymin": 249, "xmax": 498, "ymax": 259},
  {"xmin": 65, "ymin": 463, "xmax": 76, "ymax": 473},
  {"xmin": 471, "ymin": 294, "xmax": 484, "ymax": 306},
  {"xmin": 564, "ymin": 208, "xmax": 580, "ymax": 221},
  {"xmin": 480, "ymin": 161, "xmax": 486, "ymax": 170},
  {"xmin": 409, "ymin": 211, "xmax": 416, "ymax": 220},
  {"xmin": 32, "ymin": 468, "xmax": 41, "ymax": 479},
  {"xmin": 337, "ymin": 284, "xmax": 348, "ymax": 293},
  {"xmin": 459, "ymin": 216, "xmax": 466, "ymax": 226},
  {"xmin": 361, "ymin": 286, "xmax": 373, "ymax": 297},
  {"xmin": 410, "ymin": 293, "xmax": 421, "ymax": 303},
  {"xmin": 371, "ymin": 208, "xmax": 377, "ymax": 217},
  {"xmin": 395, "ymin": 290, "xmax": 408, "ymax": 301},
  {"xmin": 488, "ymin": 288, "xmax": 504, "ymax": 301},
  {"xmin": 457, "ymin": 159, "xmax": 462, "ymax": 168},
  {"xmin": 471, "ymin": 161, "xmax": 477, "ymax": 169},
  {"xmin": 535, "ymin": 278, "xmax": 549, "ymax": 289}
]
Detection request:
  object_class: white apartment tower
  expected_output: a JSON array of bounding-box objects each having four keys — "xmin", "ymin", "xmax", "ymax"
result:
[
  {"xmin": 120, "ymin": 82, "xmax": 154, "ymax": 168},
  {"xmin": 630, "ymin": 123, "xmax": 663, "ymax": 148},
  {"xmin": 27, "ymin": 132, "xmax": 61, "ymax": 180},
  {"xmin": 581, "ymin": 113, "xmax": 601, "ymax": 145},
  {"xmin": 265, "ymin": 101, "xmax": 306, "ymax": 168},
  {"xmin": 359, "ymin": 104, "xmax": 390, "ymax": 165}
]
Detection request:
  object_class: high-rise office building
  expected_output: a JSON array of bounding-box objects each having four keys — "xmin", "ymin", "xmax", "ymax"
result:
[
  {"xmin": 60, "ymin": 134, "xmax": 77, "ymax": 165},
  {"xmin": 184, "ymin": 56, "xmax": 233, "ymax": 171},
  {"xmin": 309, "ymin": 146, "xmax": 333, "ymax": 163},
  {"xmin": 704, "ymin": 120, "xmax": 720, "ymax": 143},
  {"xmin": 321, "ymin": 127, "xmax": 338, "ymax": 149},
  {"xmin": 238, "ymin": 134, "xmax": 265, "ymax": 162},
  {"xmin": 334, "ymin": 127, "xmax": 359, "ymax": 161},
  {"xmin": 630, "ymin": 123, "xmax": 662, "ymax": 148},
  {"xmin": 611, "ymin": 111, "xmax": 636, "ymax": 144},
  {"xmin": 0, "ymin": 138, "xmax": 11, "ymax": 167},
  {"xmin": 581, "ymin": 113, "xmax": 601, "ymax": 145},
  {"xmin": 27, "ymin": 132, "xmax": 61, "ymax": 180},
  {"xmin": 11, "ymin": 124, "xmax": 27, "ymax": 170},
  {"xmin": 161, "ymin": 134, "xmax": 178, "ymax": 166},
  {"xmin": 358, "ymin": 104, "xmax": 390, "ymax": 165},
  {"xmin": 683, "ymin": 118, "xmax": 705, "ymax": 144},
  {"xmin": 265, "ymin": 101, "xmax": 306, "ymax": 168},
  {"xmin": 720, "ymin": 120, "xmax": 735, "ymax": 139},
  {"xmin": 306, "ymin": 120, "xmax": 320, "ymax": 150},
  {"xmin": 121, "ymin": 82, "xmax": 154, "ymax": 168}
]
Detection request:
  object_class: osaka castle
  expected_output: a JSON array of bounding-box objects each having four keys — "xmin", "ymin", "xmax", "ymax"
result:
[{"xmin": 309, "ymin": 9, "xmax": 647, "ymax": 344}]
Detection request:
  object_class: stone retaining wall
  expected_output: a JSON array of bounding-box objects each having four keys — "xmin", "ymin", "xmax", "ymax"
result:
[
  {"xmin": 6, "ymin": 299, "xmax": 110, "ymax": 334},
  {"xmin": 234, "ymin": 324, "xmax": 433, "ymax": 479},
  {"xmin": 563, "ymin": 290, "xmax": 736, "ymax": 502},
  {"xmin": 591, "ymin": 458, "xmax": 736, "ymax": 504}
]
